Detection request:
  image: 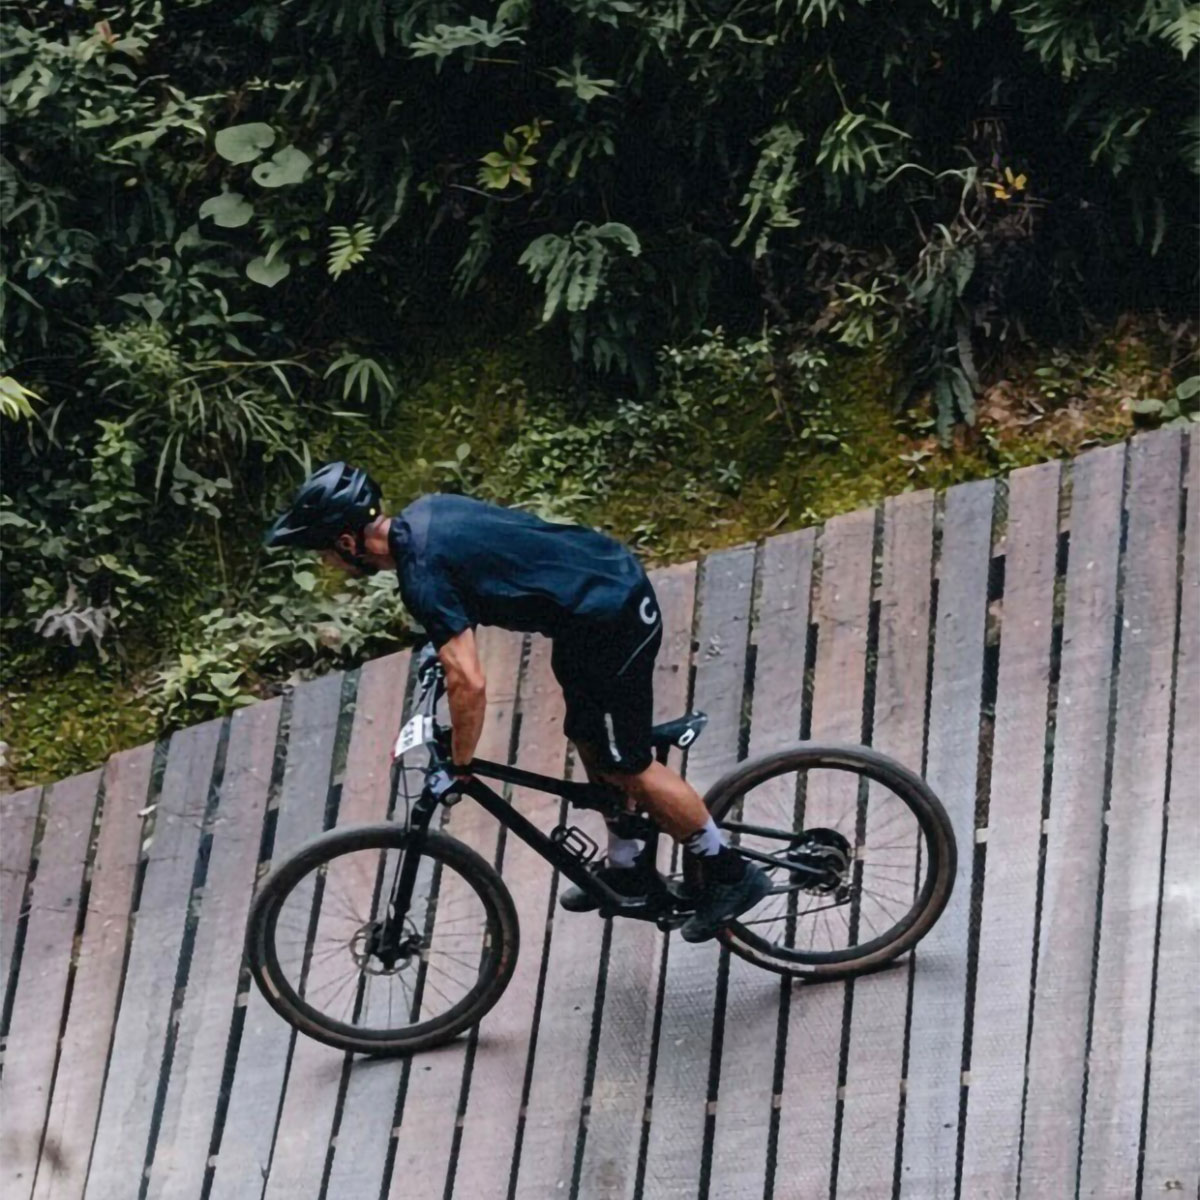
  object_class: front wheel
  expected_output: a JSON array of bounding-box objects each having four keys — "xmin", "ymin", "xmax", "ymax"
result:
[
  {"xmin": 707, "ymin": 744, "xmax": 957, "ymax": 981},
  {"xmin": 246, "ymin": 824, "xmax": 519, "ymax": 1056}
]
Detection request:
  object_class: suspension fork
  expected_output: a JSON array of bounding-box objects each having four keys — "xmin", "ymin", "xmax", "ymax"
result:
[{"xmin": 379, "ymin": 777, "xmax": 440, "ymax": 952}]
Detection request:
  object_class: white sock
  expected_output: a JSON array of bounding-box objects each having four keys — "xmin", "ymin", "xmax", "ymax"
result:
[
  {"xmin": 683, "ymin": 816, "xmax": 726, "ymax": 858},
  {"xmin": 607, "ymin": 829, "xmax": 645, "ymax": 869}
]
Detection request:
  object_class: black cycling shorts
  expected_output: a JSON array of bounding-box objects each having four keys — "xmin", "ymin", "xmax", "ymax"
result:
[{"xmin": 550, "ymin": 576, "xmax": 663, "ymax": 774}]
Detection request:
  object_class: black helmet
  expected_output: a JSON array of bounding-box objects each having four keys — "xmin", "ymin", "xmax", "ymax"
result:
[{"xmin": 264, "ymin": 462, "xmax": 382, "ymax": 549}]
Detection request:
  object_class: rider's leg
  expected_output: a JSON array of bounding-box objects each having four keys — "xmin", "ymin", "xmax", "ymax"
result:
[
  {"xmin": 574, "ymin": 740, "xmax": 707, "ymax": 839},
  {"xmin": 574, "ymin": 743, "xmax": 742, "ymax": 883}
]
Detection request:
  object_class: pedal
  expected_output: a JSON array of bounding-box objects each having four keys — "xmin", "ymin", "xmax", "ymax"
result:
[{"xmin": 550, "ymin": 824, "xmax": 599, "ymax": 864}]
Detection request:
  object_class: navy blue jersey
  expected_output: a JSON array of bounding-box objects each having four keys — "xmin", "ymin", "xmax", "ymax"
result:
[{"xmin": 389, "ymin": 494, "xmax": 646, "ymax": 648}]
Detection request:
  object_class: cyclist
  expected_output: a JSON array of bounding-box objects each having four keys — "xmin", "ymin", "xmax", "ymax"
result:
[{"xmin": 265, "ymin": 462, "xmax": 769, "ymax": 942}]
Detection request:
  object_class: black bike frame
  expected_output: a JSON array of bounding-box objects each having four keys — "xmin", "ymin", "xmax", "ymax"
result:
[{"xmin": 386, "ymin": 755, "xmax": 676, "ymax": 932}]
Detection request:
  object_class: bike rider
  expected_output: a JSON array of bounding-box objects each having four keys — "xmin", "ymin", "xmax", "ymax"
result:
[{"xmin": 265, "ymin": 462, "xmax": 769, "ymax": 942}]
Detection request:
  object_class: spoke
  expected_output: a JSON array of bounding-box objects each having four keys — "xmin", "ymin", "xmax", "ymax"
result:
[
  {"xmin": 862, "ymin": 891, "xmax": 908, "ymax": 921},
  {"xmin": 419, "ymin": 971, "xmax": 458, "ymax": 1014},
  {"xmin": 740, "ymin": 898, "xmax": 847, "ymax": 926},
  {"xmin": 429, "ymin": 911, "xmax": 486, "ymax": 927},
  {"xmin": 821, "ymin": 909, "xmax": 835, "ymax": 953},
  {"xmin": 746, "ymin": 895, "xmax": 787, "ymax": 928},
  {"xmin": 858, "ymin": 885, "xmax": 914, "ymax": 906},
  {"xmin": 308, "ymin": 941, "xmax": 353, "ymax": 964},
  {"xmin": 859, "ymin": 903, "xmax": 881, "ymax": 939},
  {"xmin": 310, "ymin": 970, "xmax": 360, "ymax": 1014},
  {"xmin": 316, "ymin": 902, "xmax": 368, "ymax": 928},
  {"xmin": 305, "ymin": 968, "xmax": 360, "ymax": 1001},
  {"xmin": 860, "ymin": 870, "xmax": 915, "ymax": 884},
  {"xmin": 426, "ymin": 948, "xmax": 482, "ymax": 972},
  {"xmin": 424, "ymin": 960, "xmax": 477, "ymax": 990},
  {"xmin": 862, "ymin": 808, "xmax": 919, "ymax": 838}
]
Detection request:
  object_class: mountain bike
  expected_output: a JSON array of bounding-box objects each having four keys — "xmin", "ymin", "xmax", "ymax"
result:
[{"xmin": 246, "ymin": 646, "xmax": 957, "ymax": 1056}]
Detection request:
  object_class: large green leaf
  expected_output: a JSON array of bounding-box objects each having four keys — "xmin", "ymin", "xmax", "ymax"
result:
[
  {"xmin": 199, "ymin": 190, "xmax": 254, "ymax": 228},
  {"xmin": 251, "ymin": 146, "xmax": 312, "ymax": 188},
  {"xmin": 246, "ymin": 255, "xmax": 291, "ymax": 287},
  {"xmin": 214, "ymin": 123, "xmax": 276, "ymax": 164}
]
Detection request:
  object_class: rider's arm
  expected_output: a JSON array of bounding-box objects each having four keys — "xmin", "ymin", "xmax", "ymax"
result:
[{"xmin": 438, "ymin": 627, "xmax": 486, "ymax": 771}]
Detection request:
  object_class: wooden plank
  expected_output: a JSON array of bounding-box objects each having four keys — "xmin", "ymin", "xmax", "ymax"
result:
[
  {"xmin": 960, "ymin": 462, "xmax": 1062, "ymax": 1196},
  {"xmin": 32, "ymin": 745, "xmax": 153, "ymax": 1200},
  {"xmin": 577, "ymin": 562, "xmax": 697, "ymax": 1200},
  {"xmin": 490, "ymin": 631, "xmax": 591, "ymax": 1200},
  {"xmin": 1079, "ymin": 429, "xmax": 1183, "ymax": 1199},
  {"xmin": 308, "ymin": 652, "xmax": 417, "ymax": 1200},
  {"xmin": 838, "ymin": 491, "xmax": 934, "ymax": 1199},
  {"xmin": 642, "ymin": 545, "xmax": 754, "ymax": 1200},
  {"xmin": 900, "ymin": 479, "xmax": 994, "ymax": 1200},
  {"xmin": 708, "ymin": 528, "xmax": 815, "ymax": 1200},
  {"xmin": 0, "ymin": 771, "xmax": 101, "ymax": 1200},
  {"xmin": 262, "ymin": 655, "xmax": 409, "ymax": 1200},
  {"xmin": 387, "ymin": 628, "xmax": 525, "ymax": 1200},
  {"xmin": 145, "ymin": 699, "xmax": 283, "ymax": 1200},
  {"xmin": 1, "ymin": 785, "xmax": 42, "ymax": 1002},
  {"xmin": 775, "ymin": 507, "xmax": 876, "ymax": 1198},
  {"xmin": 83, "ymin": 718, "xmax": 223, "ymax": 1200},
  {"xmin": 1143, "ymin": 438, "xmax": 1200, "ymax": 1196},
  {"xmin": 1019, "ymin": 443, "xmax": 1126, "ymax": 1196},
  {"xmin": 207, "ymin": 673, "xmax": 344, "ymax": 1200}
]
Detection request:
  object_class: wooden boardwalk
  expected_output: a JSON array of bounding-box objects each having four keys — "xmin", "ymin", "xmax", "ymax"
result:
[{"xmin": 1, "ymin": 429, "xmax": 1196, "ymax": 1200}]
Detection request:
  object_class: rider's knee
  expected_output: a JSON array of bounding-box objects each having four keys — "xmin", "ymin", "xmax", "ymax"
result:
[{"xmin": 617, "ymin": 764, "xmax": 656, "ymax": 805}]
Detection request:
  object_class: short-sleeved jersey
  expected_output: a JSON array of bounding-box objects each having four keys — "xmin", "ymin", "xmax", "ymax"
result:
[{"xmin": 389, "ymin": 494, "xmax": 646, "ymax": 648}]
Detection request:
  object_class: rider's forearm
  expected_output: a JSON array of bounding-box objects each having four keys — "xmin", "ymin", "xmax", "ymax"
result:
[{"xmin": 447, "ymin": 677, "xmax": 487, "ymax": 768}]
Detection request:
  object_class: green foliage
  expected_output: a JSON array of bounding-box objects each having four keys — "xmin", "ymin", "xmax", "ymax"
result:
[
  {"xmin": 327, "ymin": 223, "xmax": 377, "ymax": 279},
  {"xmin": 154, "ymin": 564, "xmax": 409, "ymax": 723},
  {"xmin": 2, "ymin": 0, "xmax": 1195, "ymax": 420},
  {"xmin": 409, "ymin": 15, "xmax": 526, "ymax": 69},
  {"xmin": 478, "ymin": 121, "xmax": 549, "ymax": 190},
  {"xmin": 214, "ymin": 123, "xmax": 276, "ymax": 165},
  {"xmin": 324, "ymin": 352, "xmax": 397, "ymax": 417},
  {"xmin": 1130, "ymin": 374, "xmax": 1200, "ymax": 426},
  {"xmin": 0, "ymin": 0, "xmax": 1196, "ymax": 785},
  {"xmin": 0, "ymin": 376, "xmax": 41, "ymax": 421},
  {"xmin": 88, "ymin": 321, "xmax": 309, "ymax": 486},
  {"xmin": 519, "ymin": 222, "xmax": 641, "ymax": 323}
]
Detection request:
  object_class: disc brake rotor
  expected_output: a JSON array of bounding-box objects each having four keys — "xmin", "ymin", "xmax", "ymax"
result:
[{"xmin": 351, "ymin": 919, "xmax": 421, "ymax": 976}]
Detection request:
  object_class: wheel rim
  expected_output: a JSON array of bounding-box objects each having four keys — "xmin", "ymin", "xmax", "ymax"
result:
[
  {"xmin": 715, "ymin": 758, "xmax": 942, "ymax": 964},
  {"xmin": 260, "ymin": 836, "xmax": 501, "ymax": 1043}
]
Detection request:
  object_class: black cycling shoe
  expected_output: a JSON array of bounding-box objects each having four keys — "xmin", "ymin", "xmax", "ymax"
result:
[
  {"xmin": 679, "ymin": 862, "xmax": 771, "ymax": 943},
  {"xmin": 559, "ymin": 858, "xmax": 654, "ymax": 913}
]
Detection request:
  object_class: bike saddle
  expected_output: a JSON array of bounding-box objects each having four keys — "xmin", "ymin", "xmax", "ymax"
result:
[{"xmin": 650, "ymin": 712, "xmax": 708, "ymax": 750}]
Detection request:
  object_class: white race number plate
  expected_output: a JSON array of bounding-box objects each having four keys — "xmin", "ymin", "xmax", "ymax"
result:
[{"xmin": 393, "ymin": 713, "xmax": 435, "ymax": 760}]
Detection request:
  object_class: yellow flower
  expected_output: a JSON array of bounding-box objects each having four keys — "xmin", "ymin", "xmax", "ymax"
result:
[{"xmin": 985, "ymin": 166, "xmax": 1028, "ymax": 202}]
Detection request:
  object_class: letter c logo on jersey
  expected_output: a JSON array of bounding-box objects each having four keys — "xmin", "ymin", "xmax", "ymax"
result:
[{"xmin": 639, "ymin": 597, "xmax": 658, "ymax": 626}]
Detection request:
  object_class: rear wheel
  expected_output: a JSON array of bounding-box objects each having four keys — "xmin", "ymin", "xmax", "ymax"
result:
[
  {"xmin": 707, "ymin": 744, "xmax": 956, "ymax": 980},
  {"xmin": 246, "ymin": 824, "xmax": 518, "ymax": 1056}
]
